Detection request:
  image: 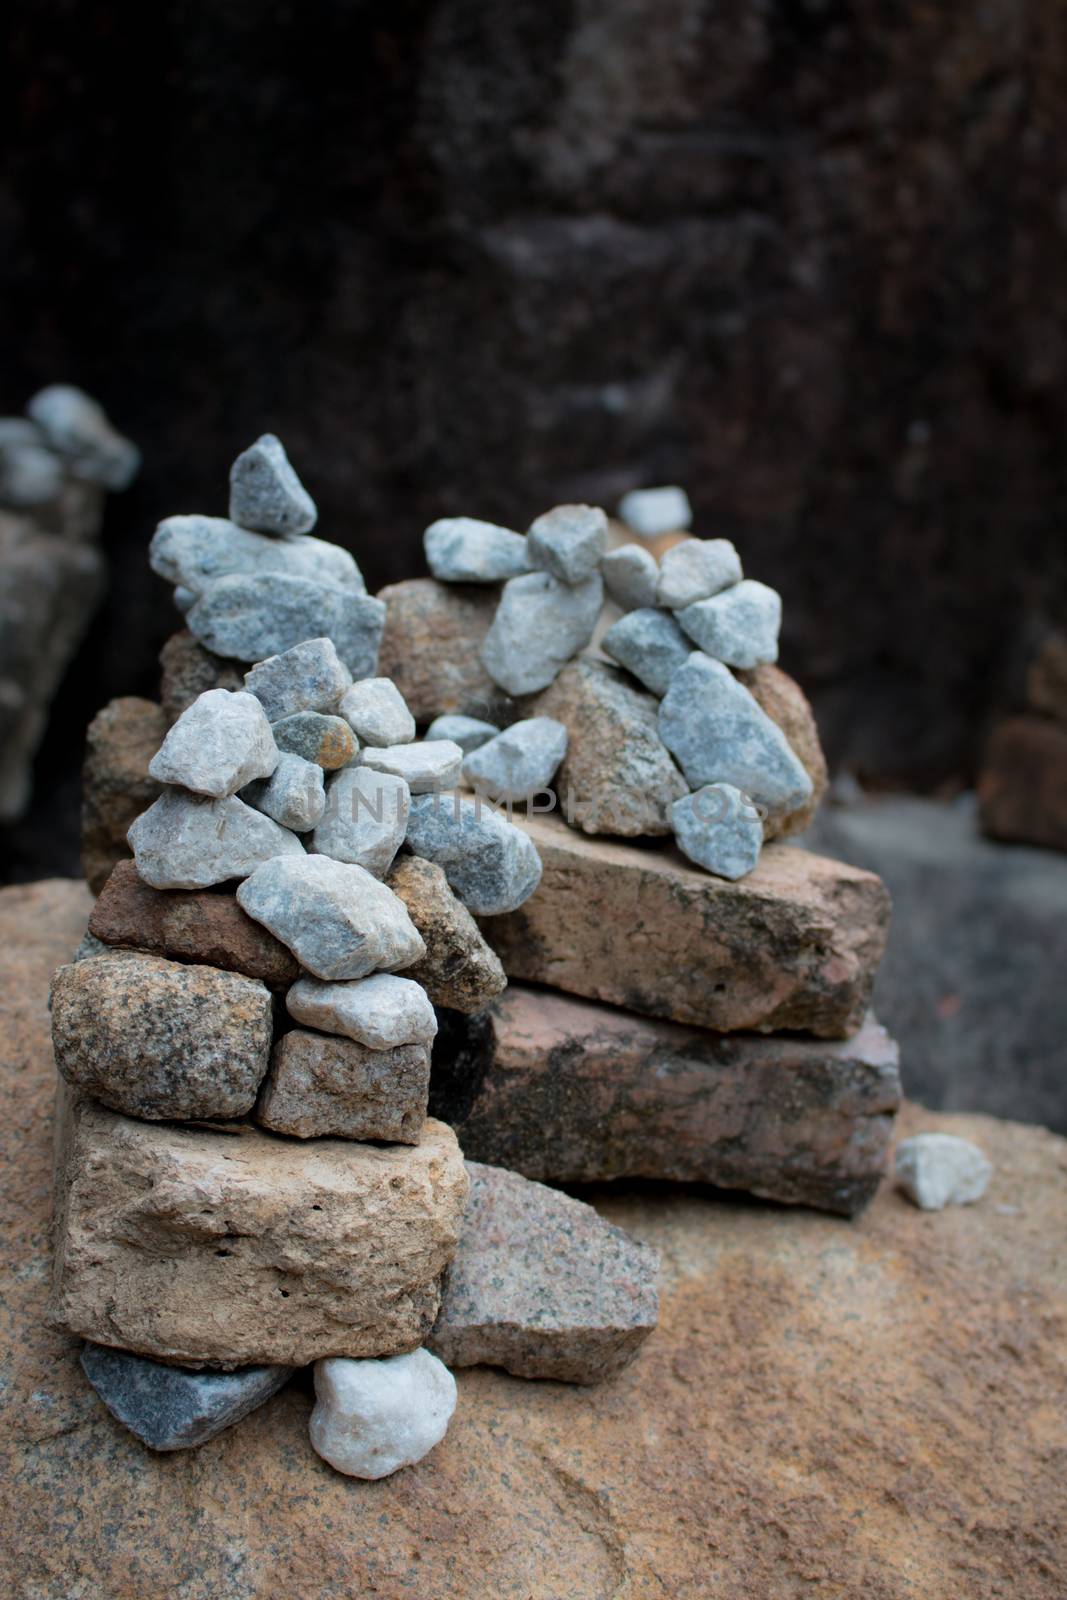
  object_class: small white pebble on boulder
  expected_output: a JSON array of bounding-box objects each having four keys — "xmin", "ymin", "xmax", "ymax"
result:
[
  {"xmin": 656, "ymin": 537, "xmax": 742, "ymax": 610},
  {"xmin": 405, "ymin": 793, "xmax": 543, "ymax": 915},
  {"xmin": 895, "ymin": 1134, "xmax": 993, "ymax": 1211},
  {"xmin": 288, "ymin": 972, "xmax": 438, "ymax": 1049},
  {"xmin": 129, "ymin": 789, "xmax": 304, "ymax": 890},
  {"xmin": 312, "ymin": 765, "xmax": 410, "ymax": 876},
  {"xmin": 425, "ymin": 714, "xmax": 500, "ymax": 753},
  {"xmin": 424, "ymin": 517, "xmax": 532, "ymax": 582},
  {"xmin": 676, "ymin": 577, "xmax": 781, "ymax": 669},
  {"xmin": 309, "ymin": 1350, "xmax": 456, "ymax": 1480},
  {"xmin": 361, "ymin": 740, "xmax": 463, "ymax": 793},
  {"xmin": 600, "ymin": 543, "xmax": 659, "ymax": 611},
  {"xmin": 617, "ymin": 485, "xmax": 692, "ymax": 538},
  {"xmin": 461, "ymin": 717, "xmax": 568, "ymax": 802},
  {"xmin": 148, "ymin": 688, "xmax": 278, "ymax": 797},
  {"xmin": 480, "ymin": 570, "xmax": 603, "ymax": 696},
  {"xmin": 527, "ymin": 504, "xmax": 607, "ymax": 585},
  {"xmin": 338, "ymin": 678, "xmax": 416, "ymax": 748},
  {"xmin": 229, "ymin": 432, "xmax": 318, "ymax": 536},
  {"xmin": 244, "ymin": 637, "xmax": 352, "ymax": 722},
  {"xmin": 242, "ymin": 752, "xmax": 326, "ymax": 833},
  {"xmin": 670, "ymin": 783, "xmax": 763, "ymax": 880},
  {"xmin": 601, "ymin": 608, "xmax": 692, "ymax": 698}
]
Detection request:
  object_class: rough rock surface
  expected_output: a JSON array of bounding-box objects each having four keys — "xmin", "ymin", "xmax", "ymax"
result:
[
  {"xmin": 1, "ymin": 878, "xmax": 1064, "ymax": 1598},
  {"xmin": 228, "ymin": 432, "xmax": 317, "ymax": 536},
  {"xmin": 526, "ymin": 503, "xmax": 607, "ymax": 585},
  {"xmin": 978, "ymin": 715, "xmax": 1067, "ymax": 852},
  {"xmin": 337, "ymin": 676, "xmax": 416, "ymax": 747},
  {"xmin": 150, "ymin": 515, "xmax": 361, "ymax": 598},
  {"xmin": 432, "ymin": 989, "xmax": 900, "ymax": 1214},
  {"xmin": 376, "ymin": 578, "xmax": 515, "ymax": 725},
  {"xmin": 676, "ymin": 577, "xmax": 781, "ymax": 669},
  {"xmin": 424, "ymin": 713, "xmax": 500, "ymax": 753},
  {"xmin": 895, "ymin": 1132, "xmax": 993, "ymax": 1210},
  {"xmin": 656, "ymin": 536, "xmax": 742, "ymax": 609},
  {"xmin": 158, "ymin": 630, "xmax": 244, "ymax": 723},
  {"xmin": 243, "ymin": 636, "xmax": 351, "ymax": 722},
  {"xmin": 49, "ymin": 1089, "xmax": 469, "ymax": 1367},
  {"xmin": 81, "ymin": 1344, "xmax": 294, "ymax": 1453},
  {"xmin": 671, "ymin": 782, "xmax": 763, "ymax": 880},
  {"xmin": 128, "ymin": 788, "xmax": 304, "ymax": 890},
  {"xmin": 361, "ymin": 738, "xmax": 463, "ymax": 793},
  {"xmin": 310, "ymin": 1350, "xmax": 457, "ymax": 1480},
  {"xmin": 483, "ymin": 810, "xmax": 890, "ymax": 1037},
  {"xmin": 386, "ymin": 854, "xmax": 507, "ymax": 1013},
  {"xmin": 242, "ymin": 751, "xmax": 326, "ymax": 832},
  {"xmin": 187, "ymin": 574, "xmax": 385, "ymax": 675},
  {"xmin": 272, "ymin": 710, "xmax": 357, "ymax": 769},
  {"xmin": 739, "ymin": 662, "xmax": 828, "ymax": 839},
  {"xmin": 89, "ymin": 859, "xmax": 300, "ymax": 987},
  {"xmin": 601, "ymin": 605, "xmax": 693, "ymax": 696},
  {"xmin": 480, "ymin": 570, "xmax": 603, "ymax": 695},
  {"xmin": 256, "ymin": 1029, "xmax": 429, "ymax": 1143},
  {"xmin": 423, "ymin": 517, "xmax": 531, "ymax": 583},
  {"xmin": 429, "ymin": 1162, "xmax": 659, "ymax": 1383},
  {"xmin": 80, "ymin": 697, "xmax": 166, "ymax": 893},
  {"xmin": 406, "ymin": 793, "xmax": 543, "ymax": 916},
  {"xmin": 600, "ymin": 542, "xmax": 658, "ymax": 611},
  {"xmin": 312, "ymin": 764, "xmax": 410, "ymax": 875},
  {"xmin": 51, "ymin": 951, "xmax": 273, "ymax": 1121},
  {"xmin": 524, "ymin": 657, "xmax": 688, "ymax": 836},
  {"xmin": 147, "ymin": 688, "xmax": 278, "ymax": 797},
  {"xmin": 460, "ymin": 716, "xmax": 568, "ymax": 802},
  {"xmin": 287, "ymin": 973, "xmax": 438, "ymax": 1050}
]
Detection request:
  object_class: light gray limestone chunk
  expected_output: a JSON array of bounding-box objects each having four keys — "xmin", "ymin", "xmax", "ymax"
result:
[
  {"xmin": 147, "ymin": 688, "xmax": 279, "ymax": 797},
  {"xmin": 313, "ymin": 765, "xmax": 410, "ymax": 875},
  {"xmin": 676, "ymin": 578, "xmax": 781, "ymax": 669},
  {"xmin": 236, "ymin": 854, "xmax": 424, "ymax": 980},
  {"xmin": 656, "ymin": 537, "xmax": 742, "ymax": 610},
  {"xmin": 0, "ymin": 429, "xmax": 64, "ymax": 506},
  {"xmin": 128, "ymin": 789, "xmax": 305, "ymax": 890},
  {"xmin": 670, "ymin": 783, "xmax": 763, "ymax": 880},
  {"xmin": 405, "ymin": 793, "xmax": 542, "ymax": 916},
  {"xmin": 81, "ymin": 1343, "xmax": 294, "ymax": 1452},
  {"xmin": 242, "ymin": 752, "xmax": 326, "ymax": 833},
  {"xmin": 658, "ymin": 653, "xmax": 813, "ymax": 819},
  {"xmin": 423, "ymin": 517, "xmax": 532, "ymax": 582},
  {"xmin": 272, "ymin": 711, "xmax": 358, "ymax": 770},
  {"xmin": 617, "ymin": 485, "xmax": 692, "ymax": 537},
  {"xmin": 26, "ymin": 384, "xmax": 140, "ymax": 491},
  {"xmin": 895, "ymin": 1134, "xmax": 993, "ymax": 1210},
  {"xmin": 338, "ymin": 677, "xmax": 416, "ymax": 747},
  {"xmin": 150, "ymin": 514, "xmax": 364, "ymax": 595},
  {"xmin": 187, "ymin": 574, "xmax": 386, "ymax": 676},
  {"xmin": 361, "ymin": 740, "xmax": 463, "ymax": 794},
  {"xmin": 600, "ymin": 543, "xmax": 659, "ymax": 611},
  {"xmin": 461, "ymin": 717, "xmax": 568, "ymax": 802},
  {"xmin": 228, "ymin": 432, "xmax": 318, "ymax": 536},
  {"xmin": 309, "ymin": 1350, "xmax": 456, "ymax": 1480},
  {"xmin": 244, "ymin": 636, "xmax": 352, "ymax": 722},
  {"xmin": 480, "ymin": 570, "xmax": 604, "ymax": 696},
  {"xmin": 527, "ymin": 503, "xmax": 608, "ymax": 585},
  {"xmin": 601, "ymin": 608, "xmax": 692, "ymax": 697},
  {"xmin": 424, "ymin": 714, "xmax": 500, "ymax": 754},
  {"xmin": 287, "ymin": 972, "xmax": 439, "ymax": 1050}
]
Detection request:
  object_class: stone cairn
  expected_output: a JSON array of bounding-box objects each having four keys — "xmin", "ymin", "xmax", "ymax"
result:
[{"xmin": 56, "ymin": 438, "xmax": 901, "ymax": 1472}]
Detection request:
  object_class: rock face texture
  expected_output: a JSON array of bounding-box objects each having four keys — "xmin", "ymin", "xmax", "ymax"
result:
[
  {"xmin": 256, "ymin": 1030, "xmax": 430, "ymax": 1143},
  {"xmin": 377, "ymin": 578, "xmax": 514, "ymax": 725},
  {"xmin": 80, "ymin": 697, "xmax": 166, "ymax": 893},
  {"xmin": 158, "ymin": 630, "xmax": 243, "ymax": 723},
  {"xmin": 432, "ymin": 989, "xmax": 900, "ymax": 1215},
  {"xmin": 48, "ymin": 1091, "xmax": 468, "ymax": 1367},
  {"xmin": 386, "ymin": 854, "xmax": 507, "ymax": 1013},
  {"xmin": 483, "ymin": 812, "xmax": 890, "ymax": 1037},
  {"xmin": 1, "ymin": 878, "xmax": 1065, "ymax": 1597}
]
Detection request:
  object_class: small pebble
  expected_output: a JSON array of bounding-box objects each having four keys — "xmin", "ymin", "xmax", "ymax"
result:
[
  {"xmin": 600, "ymin": 544, "xmax": 659, "ymax": 611},
  {"xmin": 81, "ymin": 1343, "xmax": 293, "ymax": 1452},
  {"xmin": 312, "ymin": 765, "xmax": 411, "ymax": 876},
  {"xmin": 243, "ymin": 752, "xmax": 326, "ymax": 833},
  {"xmin": 228, "ymin": 432, "xmax": 317, "ymax": 536},
  {"xmin": 273, "ymin": 711, "xmax": 358, "ymax": 770},
  {"xmin": 676, "ymin": 578, "xmax": 781, "ymax": 669},
  {"xmin": 187, "ymin": 574, "xmax": 385, "ymax": 676},
  {"xmin": 527, "ymin": 504, "xmax": 608, "ymax": 585},
  {"xmin": 424, "ymin": 714, "xmax": 501, "ymax": 754},
  {"xmin": 424, "ymin": 517, "xmax": 532, "ymax": 582},
  {"xmin": 338, "ymin": 678, "xmax": 416, "ymax": 748},
  {"xmin": 287, "ymin": 972, "xmax": 438, "ymax": 1049},
  {"xmin": 128, "ymin": 790, "xmax": 304, "ymax": 890},
  {"xmin": 147, "ymin": 688, "xmax": 279, "ymax": 798},
  {"xmin": 617, "ymin": 485, "xmax": 692, "ymax": 538},
  {"xmin": 656, "ymin": 537, "xmax": 742, "ymax": 610},
  {"xmin": 361, "ymin": 740, "xmax": 463, "ymax": 793},
  {"xmin": 895, "ymin": 1134, "xmax": 993, "ymax": 1211},
  {"xmin": 461, "ymin": 717, "xmax": 568, "ymax": 802},
  {"xmin": 27, "ymin": 384, "xmax": 140, "ymax": 491},
  {"xmin": 480, "ymin": 570, "xmax": 603, "ymax": 696},
  {"xmin": 244, "ymin": 637, "xmax": 352, "ymax": 722},
  {"xmin": 406, "ymin": 793, "xmax": 542, "ymax": 916},
  {"xmin": 670, "ymin": 783, "xmax": 763, "ymax": 880},
  {"xmin": 309, "ymin": 1350, "xmax": 456, "ymax": 1480},
  {"xmin": 601, "ymin": 608, "xmax": 692, "ymax": 697}
]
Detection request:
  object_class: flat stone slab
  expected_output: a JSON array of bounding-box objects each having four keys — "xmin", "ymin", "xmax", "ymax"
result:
[
  {"xmin": 429, "ymin": 1162, "xmax": 659, "ymax": 1383},
  {"xmin": 48, "ymin": 1088, "xmax": 468, "ymax": 1367},
  {"xmin": 81, "ymin": 1344, "xmax": 294, "ymax": 1452},
  {"xmin": 432, "ymin": 988, "xmax": 900, "ymax": 1214},
  {"xmin": 2, "ymin": 878, "xmax": 1065, "ymax": 1600},
  {"xmin": 479, "ymin": 810, "xmax": 890, "ymax": 1037},
  {"xmin": 256, "ymin": 1029, "xmax": 429, "ymax": 1143}
]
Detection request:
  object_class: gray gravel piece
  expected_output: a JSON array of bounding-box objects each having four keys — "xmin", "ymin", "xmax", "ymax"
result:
[
  {"xmin": 480, "ymin": 570, "xmax": 603, "ymax": 696},
  {"xmin": 527, "ymin": 504, "xmax": 607, "ymax": 585},
  {"xmin": 424, "ymin": 714, "xmax": 501, "ymax": 754},
  {"xmin": 147, "ymin": 688, "xmax": 278, "ymax": 797},
  {"xmin": 313, "ymin": 765, "xmax": 411, "ymax": 876},
  {"xmin": 244, "ymin": 637, "xmax": 352, "ymax": 722},
  {"xmin": 675, "ymin": 578, "xmax": 781, "ymax": 669},
  {"xmin": 128, "ymin": 788, "xmax": 305, "ymax": 890},
  {"xmin": 424, "ymin": 517, "xmax": 532, "ymax": 582},
  {"xmin": 670, "ymin": 783, "xmax": 763, "ymax": 880},
  {"xmin": 405, "ymin": 792, "xmax": 543, "ymax": 916},
  {"xmin": 656, "ymin": 538, "xmax": 742, "ymax": 610},
  {"xmin": 338, "ymin": 678, "xmax": 416, "ymax": 747},
  {"xmin": 187, "ymin": 574, "xmax": 385, "ymax": 675},
  {"xmin": 287, "ymin": 972, "xmax": 439, "ymax": 1050},
  {"xmin": 150, "ymin": 515, "xmax": 364, "ymax": 596},
  {"xmin": 228, "ymin": 432, "xmax": 318, "ymax": 536},
  {"xmin": 461, "ymin": 717, "xmax": 568, "ymax": 802},
  {"xmin": 600, "ymin": 544, "xmax": 659, "ymax": 611},
  {"xmin": 360, "ymin": 740, "xmax": 463, "ymax": 793},
  {"xmin": 242, "ymin": 752, "xmax": 326, "ymax": 833},
  {"xmin": 601, "ymin": 608, "xmax": 692, "ymax": 697},
  {"xmin": 81, "ymin": 1343, "xmax": 293, "ymax": 1452}
]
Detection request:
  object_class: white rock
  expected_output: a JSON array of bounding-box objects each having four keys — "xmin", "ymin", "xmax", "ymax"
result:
[
  {"xmin": 656, "ymin": 538, "xmax": 742, "ymax": 610},
  {"xmin": 147, "ymin": 689, "xmax": 279, "ymax": 797},
  {"xmin": 405, "ymin": 793, "xmax": 542, "ymax": 916},
  {"xmin": 676, "ymin": 578, "xmax": 781, "ymax": 669},
  {"xmin": 228, "ymin": 433, "xmax": 317, "ymax": 536},
  {"xmin": 236, "ymin": 854, "xmax": 424, "ymax": 980},
  {"xmin": 670, "ymin": 783, "xmax": 763, "ymax": 880},
  {"xmin": 128, "ymin": 790, "xmax": 304, "ymax": 890},
  {"xmin": 361, "ymin": 740, "xmax": 463, "ymax": 793},
  {"xmin": 338, "ymin": 678, "xmax": 416, "ymax": 748},
  {"xmin": 616, "ymin": 485, "xmax": 692, "ymax": 537},
  {"xmin": 26, "ymin": 384, "xmax": 140, "ymax": 491},
  {"xmin": 288, "ymin": 973, "xmax": 438, "ymax": 1049},
  {"xmin": 527, "ymin": 504, "xmax": 608, "ymax": 585},
  {"xmin": 895, "ymin": 1134, "xmax": 993, "ymax": 1211},
  {"xmin": 600, "ymin": 544, "xmax": 659, "ymax": 611},
  {"xmin": 150, "ymin": 514, "xmax": 364, "ymax": 596},
  {"xmin": 480, "ymin": 570, "xmax": 603, "ymax": 696},
  {"xmin": 424, "ymin": 517, "xmax": 531, "ymax": 582},
  {"xmin": 424, "ymin": 714, "xmax": 500, "ymax": 754},
  {"xmin": 313, "ymin": 766, "xmax": 410, "ymax": 876},
  {"xmin": 242, "ymin": 752, "xmax": 326, "ymax": 833},
  {"xmin": 601, "ymin": 608, "xmax": 692, "ymax": 697},
  {"xmin": 244, "ymin": 637, "xmax": 352, "ymax": 722},
  {"xmin": 461, "ymin": 717, "xmax": 568, "ymax": 802},
  {"xmin": 309, "ymin": 1350, "xmax": 456, "ymax": 1480}
]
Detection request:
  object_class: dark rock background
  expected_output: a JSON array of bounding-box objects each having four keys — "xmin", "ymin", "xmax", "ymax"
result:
[{"xmin": 3, "ymin": 0, "xmax": 1066, "ymax": 878}]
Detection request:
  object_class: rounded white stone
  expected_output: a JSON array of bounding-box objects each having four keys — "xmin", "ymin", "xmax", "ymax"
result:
[
  {"xmin": 287, "ymin": 972, "xmax": 438, "ymax": 1049},
  {"xmin": 616, "ymin": 485, "xmax": 692, "ymax": 538},
  {"xmin": 310, "ymin": 1350, "xmax": 457, "ymax": 1479},
  {"xmin": 895, "ymin": 1134, "xmax": 993, "ymax": 1211},
  {"xmin": 656, "ymin": 537, "xmax": 742, "ymax": 610}
]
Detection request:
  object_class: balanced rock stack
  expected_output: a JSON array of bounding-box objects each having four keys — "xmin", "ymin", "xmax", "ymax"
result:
[{"xmin": 51, "ymin": 438, "xmax": 660, "ymax": 1472}]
